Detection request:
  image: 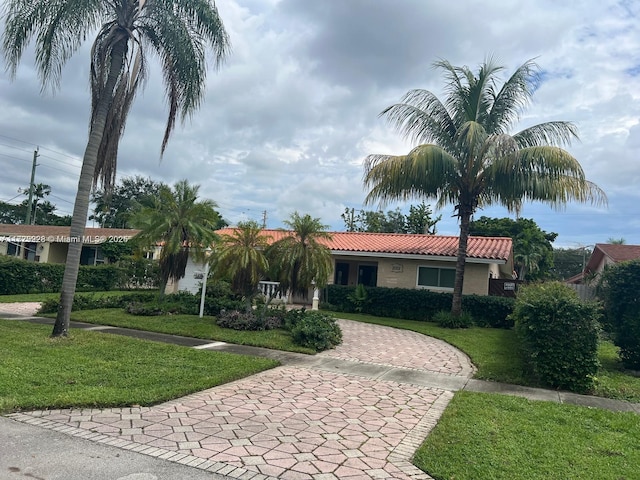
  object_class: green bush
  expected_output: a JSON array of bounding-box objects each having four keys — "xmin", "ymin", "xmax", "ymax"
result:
[
  {"xmin": 0, "ymin": 256, "xmax": 143, "ymax": 294},
  {"xmin": 511, "ymin": 282, "xmax": 601, "ymax": 393},
  {"xmin": 38, "ymin": 292, "xmax": 157, "ymax": 314},
  {"xmin": 598, "ymin": 260, "xmax": 640, "ymax": 369},
  {"xmin": 324, "ymin": 284, "xmax": 514, "ymax": 327},
  {"xmin": 216, "ymin": 309, "xmax": 283, "ymax": 331},
  {"xmin": 289, "ymin": 311, "xmax": 342, "ymax": 352},
  {"xmin": 434, "ymin": 310, "xmax": 473, "ymax": 329}
]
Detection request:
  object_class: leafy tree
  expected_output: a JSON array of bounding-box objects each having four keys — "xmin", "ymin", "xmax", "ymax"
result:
[
  {"xmin": 364, "ymin": 58, "xmax": 606, "ymax": 315},
  {"xmin": 90, "ymin": 176, "xmax": 165, "ymax": 228},
  {"xmin": 131, "ymin": 180, "xmax": 222, "ymax": 296},
  {"xmin": 469, "ymin": 216, "xmax": 556, "ymax": 281},
  {"xmin": 341, "ymin": 202, "xmax": 440, "ymax": 234},
  {"xmin": 406, "ymin": 202, "xmax": 441, "ymax": 234},
  {"xmin": 551, "ymin": 247, "xmax": 590, "ymax": 280},
  {"xmin": 268, "ymin": 212, "xmax": 333, "ymax": 299},
  {"xmin": 212, "ymin": 221, "xmax": 270, "ymax": 299},
  {"xmin": 0, "ymin": 184, "xmax": 71, "ymax": 226},
  {"xmin": 2, "ymin": 0, "xmax": 230, "ymax": 336}
]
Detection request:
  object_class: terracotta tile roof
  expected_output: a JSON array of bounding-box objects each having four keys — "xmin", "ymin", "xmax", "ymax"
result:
[
  {"xmin": 0, "ymin": 224, "xmax": 139, "ymax": 244},
  {"xmin": 217, "ymin": 228, "xmax": 512, "ymax": 262}
]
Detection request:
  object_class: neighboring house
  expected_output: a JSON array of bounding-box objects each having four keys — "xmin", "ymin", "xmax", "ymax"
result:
[
  {"xmin": 174, "ymin": 229, "xmax": 514, "ymax": 297},
  {"xmin": 568, "ymin": 243, "xmax": 640, "ymax": 284},
  {"xmin": 0, "ymin": 224, "xmax": 140, "ymax": 265}
]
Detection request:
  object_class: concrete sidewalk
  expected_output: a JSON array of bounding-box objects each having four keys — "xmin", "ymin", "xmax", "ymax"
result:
[{"xmin": 1, "ymin": 304, "xmax": 639, "ymax": 480}]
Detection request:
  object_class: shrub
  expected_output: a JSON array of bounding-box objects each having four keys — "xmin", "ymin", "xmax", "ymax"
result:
[
  {"xmin": 511, "ymin": 282, "xmax": 600, "ymax": 393},
  {"xmin": 434, "ymin": 310, "xmax": 473, "ymax": 329},
  {"xmin": 324, "ymin": 284, "xmax": 514, "ymax": 327},
  {"xmin": 39, "ymin": 292, "xmax": 157, "ymax": 314},
  {"xmin": 289, "ymin": 311, "xmax": 342, "ymax": 352},
  {"xmin": 598, "ymin": 260, "xmax": 640, "ymax": 369},
  {"xmin": 348, "ymin": 284, "xmax": 369, "ymax": 312},
  {"xmin": 216, "ymin": 309, "xmax": 283, "ymax": 331}
]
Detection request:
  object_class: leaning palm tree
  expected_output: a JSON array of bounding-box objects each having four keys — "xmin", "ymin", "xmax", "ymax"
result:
[
  {"xmin": 2, "ymin": 0, "xmax": 229, "ymax": 336},
  {"xmin": 131, "ymin": 180, "xmax": 222, "ymax": 296},
  {"xmin": 364, "ymin": 58, "xmax": 606, "ymax": 316},
  {"xmin": 212, "ymin": 221, "xmax": 271, "ymax": 300},
  {"xmin": 268, "ymin": 212, "xmax": 333, "ymax": 301}
]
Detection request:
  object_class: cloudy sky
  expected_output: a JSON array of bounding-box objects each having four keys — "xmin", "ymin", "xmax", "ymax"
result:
[{"xmin": 1, "ymin": 0, "xmax": 639, "ymax": 248}]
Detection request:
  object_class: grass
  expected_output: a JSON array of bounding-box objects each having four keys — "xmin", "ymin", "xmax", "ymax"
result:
[
  {"xmin": 333, "ymin": 312, "xmax": 640, "ymax": 402},
  {"xmin": 0, "ymin": 290, "xmax": 142, "ymax": 303},
  {"xmin": 414, "ymin": 391, "xmax": 640, "ymax": 480},
  {"xmin": 0, "ymin": 321, "xmax": 278, "ymax": 414},
  {"xmin": 66, "ymin": 308, "xmax": 316, "ymax": 354}
]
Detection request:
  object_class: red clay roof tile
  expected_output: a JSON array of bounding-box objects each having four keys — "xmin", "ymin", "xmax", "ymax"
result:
[{"xmin": 217, "ymin": 229, "xmax": 512, "ymax": 261}]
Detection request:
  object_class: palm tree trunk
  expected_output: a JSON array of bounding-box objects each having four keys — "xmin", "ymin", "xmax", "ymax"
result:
[
  {"xmin": 52, "ymin": 40, "xmax": 128, "ymax": 337},
  {"xmin": 451, "ymin": 208, "xmax": 472, "ymax": 316}
]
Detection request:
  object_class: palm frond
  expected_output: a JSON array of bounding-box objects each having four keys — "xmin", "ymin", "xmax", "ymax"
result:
[{"xmin": 514, "ymin": 121, "xmax": 579, "ymax": 148}]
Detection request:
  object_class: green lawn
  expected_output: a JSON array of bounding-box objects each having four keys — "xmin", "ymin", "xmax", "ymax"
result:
[
  {"xmin": 0, "ymin": 290, "xmax": 143, "ymax": 303},
  {"xmin": 0, "ymin": 321, "xmax": 278, "ymax": 414},
  {"xmin": 415, "ymin": 391, "xmax": 640, "ymax": 480},
  {"xmin": 66, "ymin": 308, "xmax": 316, "ymax": 354},
  {"xmin": 334, "ymin": 312, "xmax": 640, "ymax": 402}
]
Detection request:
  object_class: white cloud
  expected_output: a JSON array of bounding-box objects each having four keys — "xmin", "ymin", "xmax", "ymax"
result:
[{"xmin": 1, "ymin": 0, "xmax": 639, "ymax": 245}]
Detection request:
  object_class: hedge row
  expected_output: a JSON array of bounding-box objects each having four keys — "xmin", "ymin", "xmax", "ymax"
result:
[
  {"xmin": 323, "ymin": 284, "xmax": 515, "ymax": 328},
  {"xmin": 0, "ymin": 256, "xmax": 158, "ymax": 294}
]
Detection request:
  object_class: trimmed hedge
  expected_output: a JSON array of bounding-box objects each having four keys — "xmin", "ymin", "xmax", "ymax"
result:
[
  {"xmin": 511, "ymin": 282, "xmax": 600, "ymax": 393},
  {"xmin": 598, "ymin": 259, "xmax": 640, "ymax": 369},
  {"xmin": 0, "ymin": 256, "xmax": 158, "ymax": 294},
  {"xmin": 323, "ymin": 284, "xmax": 515, "ymax": 328}
]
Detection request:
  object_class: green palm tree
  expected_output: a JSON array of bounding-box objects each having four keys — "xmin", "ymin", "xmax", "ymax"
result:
[
  {"xmin": 268, "ymin": 212, "xmax": 333, "ymax": 300},
  {"xmin": 364, "ymin": 58, "xmax": 606, "ymax": 315},
  {"xmin": 2, "ymin": 0, "xmax": 229, "ymax": 336},
  {"xmin": 212, "ymin": 221, "xmax": 271, "ymax": 300},
  {"xmin": 131, "ymin": 180, "xmax": 222, "ymax": 296}
]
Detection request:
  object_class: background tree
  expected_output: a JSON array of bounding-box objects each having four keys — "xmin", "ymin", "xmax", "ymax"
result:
[
  {"xmin": 131, "ymin": 180, "xmax": 222, "ymax": 296},
  {"xmin": 364, "ymin": 58, "xmax": 606, "ymax": 315},
  {"xmin": 2, "ymin": 0, "xmax": 229, "ymax": 336},
  {"xmin": 469, "ymin": 216, "xmax": 556, "ymax": 281},
  {"xmin": 0, "ymin": 184, "xmax": 71, "ymax": 226},
  {"xmin": 551, "ymin": 247, "xmax": 591, "ymax": 280},
  {"xmin": 607, "ymin": 237, "xmax": 626, "ymax": 245},
  {"xmin": 406, "ymin": 202, "xmax": 441, "ymax": 234},
  {"xmin": 212, "ymin": 221, "xmax": 270, "ymax": 300},
  {"xmin": 268, "ymin": 212, "xmax": 333, "ymax": 299},
  {"xmin": 341, "ymin": 202, "xmax": 440, "ymax": 233},
  {"xmin": 90, "ymin": 176, "xmax": 166, "ymax": 228}
]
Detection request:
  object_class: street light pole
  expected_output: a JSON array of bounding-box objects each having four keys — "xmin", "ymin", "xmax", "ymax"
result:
[{"xmin": 199, "ymin": 249, "xmax": 212, "ymax": 318}]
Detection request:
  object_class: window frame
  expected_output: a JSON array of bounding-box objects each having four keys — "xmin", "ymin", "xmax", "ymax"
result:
[{"xmin": 416, "ymin": 265, "xmax": 455, "ymax": 291}]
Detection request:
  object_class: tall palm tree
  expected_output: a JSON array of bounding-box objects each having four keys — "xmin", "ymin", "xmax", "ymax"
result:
[
  {"xmin": 2, "ymin": 0, "xmax": 229, "ymax": 336},
  {"xmin": 268, "ymin": 212, "xmax": 333, "ymax": 300},
  {"xmin": 364, "ymin": 58, "xmax": 606, "ymax": 316},
  {"xmin": 212, "ymin": 221, "xmax": 271, "ymax": 299},
  {"xmin": 131, "ymin": 180, "xmax": 222, "ymax": 296}
]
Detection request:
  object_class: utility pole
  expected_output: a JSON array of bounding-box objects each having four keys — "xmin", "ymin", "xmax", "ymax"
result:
[
  {"xmin": 25, "ymin": 148, "xmax": 39, "ymax": 225},
  {"xmin": 261, "ymin": 210, "xmax": 267, "ymax": 229}
]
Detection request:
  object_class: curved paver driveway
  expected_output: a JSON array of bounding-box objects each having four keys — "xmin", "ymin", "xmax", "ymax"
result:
[{"xmin": 9, "ymin": 316, "xmax": 474, "ymax": 480}]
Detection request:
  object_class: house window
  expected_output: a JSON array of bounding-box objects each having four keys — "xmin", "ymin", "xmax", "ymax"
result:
[{"xmin": 417, "ymin": 266, "xmax": 455, "ymax": 289}]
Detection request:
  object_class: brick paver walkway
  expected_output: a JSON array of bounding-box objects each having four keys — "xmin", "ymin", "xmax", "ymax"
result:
[{"xmin": 7, "ymin": 311, "xmax": 474, "ymax": 480}]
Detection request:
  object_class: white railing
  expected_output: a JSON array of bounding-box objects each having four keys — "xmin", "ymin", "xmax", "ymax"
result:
[{"xmin": 258, "ymin": 281, "xmax": 288, "ymax": 303}]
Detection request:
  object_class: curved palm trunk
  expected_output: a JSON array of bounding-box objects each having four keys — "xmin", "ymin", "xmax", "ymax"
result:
[
  {"xmin": 451, "ymin": 208, "xmax": 472, "ymax": 316},
  {"xmin": 52, "ymin": 41, "xmax": 127, "ymax": 337}
]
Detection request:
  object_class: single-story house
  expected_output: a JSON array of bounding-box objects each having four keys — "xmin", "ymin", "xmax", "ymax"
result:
[
  {"xmin": 567, "ymin": 243, "xmax": 640, "ymax": 284},
  {"xmin": 0, "ymin": 224, "xmax": 140, "ymax": 265},
  {"xmin": 173, "ymin": 229, "xmax": 514, "ymax": 297}
]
